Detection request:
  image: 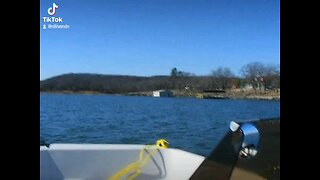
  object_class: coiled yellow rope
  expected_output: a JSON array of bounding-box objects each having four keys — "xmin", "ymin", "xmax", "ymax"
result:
[{"xmin": 107, "ymin": 139, "xmax": 169, "ymax": 180}]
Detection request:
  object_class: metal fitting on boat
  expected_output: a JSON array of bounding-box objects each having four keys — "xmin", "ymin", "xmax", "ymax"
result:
[{"xmin": 230, "ymin": 121, "xmax": 260, "ymax": 159}]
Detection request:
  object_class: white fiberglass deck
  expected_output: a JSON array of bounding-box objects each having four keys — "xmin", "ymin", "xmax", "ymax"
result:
[{"xmin": 40, "ymin": 144, "xmax": 205, "ymax": 180}]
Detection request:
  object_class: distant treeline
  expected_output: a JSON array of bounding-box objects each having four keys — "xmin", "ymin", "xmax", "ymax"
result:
[{"xmin": 40, "ymin": 62, "xmax": 280, "ymax": 94}]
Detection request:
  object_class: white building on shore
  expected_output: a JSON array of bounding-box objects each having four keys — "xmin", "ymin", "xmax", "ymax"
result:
[{"xmin": 152, "ymin": 90, "xmax": 173, "ymax": 97}]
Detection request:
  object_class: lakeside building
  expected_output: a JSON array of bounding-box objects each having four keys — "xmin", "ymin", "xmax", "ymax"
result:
[{"xmin": 152, "ymin": 90, "xmax": 173, "ymax": 97}]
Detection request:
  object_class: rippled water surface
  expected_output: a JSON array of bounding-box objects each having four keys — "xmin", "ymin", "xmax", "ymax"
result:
[{"xmin": 40, "ymin": 93, "xmax": 280, "ymax": 156}]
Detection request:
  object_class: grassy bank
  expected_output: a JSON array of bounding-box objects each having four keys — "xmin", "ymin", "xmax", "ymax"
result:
[{"xmin": 170, "ymin": 89, "xmax": 279, "ymax": 100}]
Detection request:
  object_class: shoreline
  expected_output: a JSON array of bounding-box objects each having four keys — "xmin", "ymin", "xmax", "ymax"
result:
[{"xmin": 40, "ymin": 89, "xmax": 280, "ymax": 101}]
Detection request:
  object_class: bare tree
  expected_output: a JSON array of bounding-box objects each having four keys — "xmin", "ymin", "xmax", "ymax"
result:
[
  {"xmin": 264, "ymin": 64, "xmax": 280, "ymax": 90},
  {"xmin": 240, "ymin": 62, "xmax": 265, "ymax": 79},
  {"xmin": 170, "ymin": 67, "xmax": 194, "ymax": 90},
  {"xmin": 241, "ymin": 62, "xmax": 280, "ymax": 91},
  {"xmin": 211, "ymin": 67, "xmax": 235, "ymax": 90}
]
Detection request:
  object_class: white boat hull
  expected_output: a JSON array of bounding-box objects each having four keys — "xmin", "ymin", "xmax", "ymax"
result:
[{"xmin": 40, "ymin": 144, "xmax": 205, "ymax": 180}]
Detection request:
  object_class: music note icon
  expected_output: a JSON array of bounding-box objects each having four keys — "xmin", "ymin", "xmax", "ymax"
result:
[{"xmin": 48, "ymin": 3, "xmax": 59, "ymax": 16}]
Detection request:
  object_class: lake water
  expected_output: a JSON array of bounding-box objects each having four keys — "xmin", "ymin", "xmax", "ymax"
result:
[{"xmin": 40, "ymin": 93, "xmax": 280, "ymax": 156}]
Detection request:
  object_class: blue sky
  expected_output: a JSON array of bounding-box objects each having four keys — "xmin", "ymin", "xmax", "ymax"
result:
[{"xmin": 40, "ymin": 0, "xmax": 280, "ymax": 80}]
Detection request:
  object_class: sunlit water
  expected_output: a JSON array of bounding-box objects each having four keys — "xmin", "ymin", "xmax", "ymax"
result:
[{"xmin": 40, "ymin": 93, "xmax": 280, "ymax": 156}]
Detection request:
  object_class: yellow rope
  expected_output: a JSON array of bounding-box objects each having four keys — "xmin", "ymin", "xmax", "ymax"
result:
[{"xmin": 107, "ymin": 139, "xmax": 169, "ymax": 180}]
